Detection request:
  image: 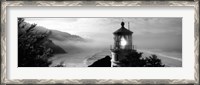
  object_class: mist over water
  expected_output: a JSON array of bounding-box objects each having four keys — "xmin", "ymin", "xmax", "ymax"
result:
[{"xmin": 49, "ymin": 38, "xmax": 111, "ymax": 67}]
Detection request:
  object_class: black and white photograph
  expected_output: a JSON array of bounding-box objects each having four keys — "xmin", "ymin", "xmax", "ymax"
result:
[{"xmin": 18, "ymin": 17, "xmax": 182, "ymax": 67}]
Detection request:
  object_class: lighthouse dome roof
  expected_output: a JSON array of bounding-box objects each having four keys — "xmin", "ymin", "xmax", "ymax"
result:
[{"xmin": 113, "ymin": 22, "xmax": 133, "ymax": 35}]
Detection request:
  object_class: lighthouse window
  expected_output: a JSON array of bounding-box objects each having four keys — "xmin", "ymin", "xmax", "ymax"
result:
[{"xmin": 120, "ymin": 36, "xmax": 127, "ymax": 49}]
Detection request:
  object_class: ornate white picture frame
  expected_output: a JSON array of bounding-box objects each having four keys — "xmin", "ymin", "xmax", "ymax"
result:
[{"xmin": 1, "ymin": 0, "xmax": 199, "ymax": 85}]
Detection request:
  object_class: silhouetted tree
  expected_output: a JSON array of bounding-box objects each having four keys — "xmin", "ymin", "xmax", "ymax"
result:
[
  {"xmin": 18, "ymin": 18, "xmax": 53, "ymax": 67},
  {"xmin": 144, "ymin": 54, "xmax": 165, "ymax": 67},
  {"xmin": 120, "ymin": 50, "xmax": 165, "ymax": 67},
  {"xmin": 119, "ymin": 50, "xmax": 146, "ymax": 67}
]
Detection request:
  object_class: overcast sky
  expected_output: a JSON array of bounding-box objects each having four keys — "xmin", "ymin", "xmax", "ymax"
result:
[{"xmin": 25, "ymin": 18, "xmax": 182, "ymax": 58}]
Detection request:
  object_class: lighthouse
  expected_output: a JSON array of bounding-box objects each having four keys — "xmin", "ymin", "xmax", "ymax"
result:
[{"xmin": 111, "ymin": 21, "xmax": 134, "ymax": 67}]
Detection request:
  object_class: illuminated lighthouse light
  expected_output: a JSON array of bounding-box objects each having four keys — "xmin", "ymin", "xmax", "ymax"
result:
[{"xmin": 120, "ymin": 37, "xmax": 127, "ymax": 48}]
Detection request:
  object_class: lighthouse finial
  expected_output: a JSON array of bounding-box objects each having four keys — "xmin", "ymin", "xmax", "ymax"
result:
[{"xmin": 121, "ymin": 19, "xmax": 124, "ymax": 27}]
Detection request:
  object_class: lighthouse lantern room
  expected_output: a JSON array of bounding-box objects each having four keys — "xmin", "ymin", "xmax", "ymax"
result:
[{"xmin": 111, "ymin": 21, "xmax": 133, "ymax": 67}]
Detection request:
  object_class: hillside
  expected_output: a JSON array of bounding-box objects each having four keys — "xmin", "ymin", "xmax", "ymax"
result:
[
  {"xmin": 48, "ymin": 30, "xmax": 85, "ymax": 42},
  {"xmin": 43, "ymin": 39, "xmax": 66, "ymax": 54},
  {"xmin": 32, "ymin": 24, "xmax": 87, "ymax": 54}
]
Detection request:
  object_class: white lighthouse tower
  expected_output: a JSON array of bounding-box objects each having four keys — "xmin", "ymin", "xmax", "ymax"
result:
[{"xmin": 110, "ymin": 21, "xmax": 133, "ymax": 67}]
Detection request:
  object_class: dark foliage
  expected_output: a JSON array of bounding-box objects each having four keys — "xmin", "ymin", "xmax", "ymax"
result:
[
  {"xmin": 88, "ymin": 56, "xmax": 111, "ymax": 67},
  {"xmin": 18, "ymin": 18, "xmax": 53, "ymax": 67},
  {"xmin": 119, "ymin": 50, "xmax": 145, "ymax": 67},
  {"xmin": 144, "ymin": 54, "xmax": 165, "ymax": 67},
  {"xmin": 43, "ymin": 39, "xmax": 66, "ymax": 54},
  {"xmin": 120, "ymin": 50, "xmax": 165, "ymax": 67}
]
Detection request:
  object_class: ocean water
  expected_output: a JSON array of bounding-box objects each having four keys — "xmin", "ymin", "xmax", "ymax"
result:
[{"xmin": 49, "ymin": 49, "xmax": 111, "ymax": 67}]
